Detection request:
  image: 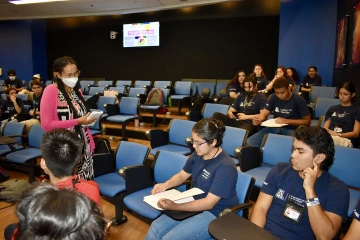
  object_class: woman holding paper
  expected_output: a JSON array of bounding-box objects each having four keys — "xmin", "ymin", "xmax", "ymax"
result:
[
  {"xmin": 41, "ymin": 56, "xmax": 97, "ymax": 180},
  {"xmin": 146, "ymin": 118, "xmax": 238, "ymax": 240}
]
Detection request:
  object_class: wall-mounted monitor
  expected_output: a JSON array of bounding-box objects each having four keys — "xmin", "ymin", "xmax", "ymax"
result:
[{"xmin": 123, "ymin": 22, "xmax": 160, "ymax": 48}]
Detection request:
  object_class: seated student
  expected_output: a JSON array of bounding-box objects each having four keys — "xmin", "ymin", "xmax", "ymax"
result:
[
  {"xmin": 250, "ymin": 126, "xmax": 349, "ymax": 240},
  {"xmin": 18, "ymin": 74, "xmax": 43, "ymax": 98},
  {"xmin": 212, "ymin": 77, "xmax": 267, "ymax": 136},
  {"xmin": 40, "ymin": 128, "xmax": 101, "ymax": 205},
  {"xmin": 261, "ymin": 66, "xmax": 295, "ymax": 94},
  {"xmin": 226, "ymin": 70, "xmax": 246, "ymax": 99},
  {"xmin": 250, "ymin": 64, "xmax": 268, "ymax": 91},
  {"xmin": 145, "ymin": 118, "xmax": 238, "ymax": 240},
  {"xmin": 20, "ymin": 80, "xmax": 43, "ymax": 129},
  {"xmin": 247, "ymin": 77, "xmax": 311, "ymax": 147},
  {"xmin": 300, "ymin": 66, "xmax": 322, "ymax": 103},
  {"xmin": 0, "ymin": 88, "xmax": 24, "ymax": 132},
  {"xmin": 323, "ymin": 82, "xmax": 360, "ymax": 147},
  {"xmin": 4, "ymin": 69, "xmax": 24, "ymax": 93},
  {"xmin": 342, "ymin": 198, "xmax": 360, "ymax": 240},
  {"xmin": 287, "ymin": 67, "xmax": 300, "ymax": 85},
  {"xmin": 11, "ymin": 183, "xmax": 106, "ymax": 240}
]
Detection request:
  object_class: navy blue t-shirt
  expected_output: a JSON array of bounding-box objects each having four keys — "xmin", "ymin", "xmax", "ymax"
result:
[
  {"xmin": 256, "ymin": 76, "xmax": 268, "ymax": 91},
  {"xmin": 301, "ymin": 75, "xmax": 322, "ymax": 90},
  {"xmin": 32, "ymin": 92, "xmax": 43, "ymax": 112},
  {"xmin": 1, "ymin": 98, "xmax": 24, "ymax": 116},
  {"xmin": 261, "ymin": 163, "xmax": 349, "ymax": 240},
  {"xmin": 265, "ymin": 93, "xmax": 310, "ymax": 129},
  {"xmin": 4, "ymin": 78, "xmax": 24, "ymax": 89},
  {"xmin": 228, "ymin": 83, "xmax": 244, "ymax": 96},
  {"xmin": 231, "ymin": 92, "xmax": 267, "ymax": 122},
  {"xmin": 353, "ymin": 199, "xmax": 360, "ymax": 221},
  {"xmin": 183, "ymin": 151, "xmax": 238, "ymax": 217}
]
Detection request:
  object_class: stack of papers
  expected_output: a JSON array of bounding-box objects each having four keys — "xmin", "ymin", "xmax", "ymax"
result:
[
  {"xmin": 83, "ymin": 110, "xmax": 103, "ymax": 126},
  {"xmin": 261, "ymin": 118, "xmax": 288, "ymax": 127},
  {"xmin": 143, "ymin": 188, "xmax": 204, "ymax": 210}
]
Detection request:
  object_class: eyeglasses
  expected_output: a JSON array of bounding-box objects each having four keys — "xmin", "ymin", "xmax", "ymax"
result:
[
  {"xmin": 61, "ymin": 70, "xmax": 81, "ymax": 78},
  {"xmin": 339, "ymin": 92, "xmax": 350, "ymax": 96},
  {"xmin": 189, "ymin": 137, "xmax": 207, "ymax": 147}
]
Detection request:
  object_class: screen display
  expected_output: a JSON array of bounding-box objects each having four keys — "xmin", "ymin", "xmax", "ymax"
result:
[{"xmin": 123, "ymin": 22, "xmax": 160, "ymax": 48}]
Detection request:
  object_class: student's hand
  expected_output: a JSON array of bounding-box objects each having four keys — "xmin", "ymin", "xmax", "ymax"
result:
[
  {"xmin": 29, "ymin": 109, "xmax": 34, "ymax": 116},
  {"xmin": 324, "ymin": 128, "xmax": 338, "ymax": 136},
  {"xmin": 77, "ymin": 112, "xmax": 97, "ymax": 125},
  {"xmin": 10, "ymin": 95, "xmax": 16, "ymax": 103},
  {"xmin": 302, "ymin": 159, "xmax": 318, "ymax": 191},
  {"xmin": 275, "ymin": 118, "xmax": 287, "ymax": 124},
  {"xmin": 252, "ymin": 115, "xmax": 261, "ymax": 126},
  {"xmin": 238, "ymin": 113, "xmax": 247, "ymax": 120},
  {"xmin": 157, "ymin": 198, "xmax": 176, "ymax": 210},
  {"xmin": 151, "ymin": 183, "xmax": 167, "ymax": 195},
  {"xmin": 228, "ymin": 112, "xmax": 236, "ymax": 119}
]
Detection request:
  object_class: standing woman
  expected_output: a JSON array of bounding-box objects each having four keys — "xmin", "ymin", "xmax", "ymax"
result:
[
  {"xmin": 261, "ymin": 66, "xmax": 295, "ymax": 93},
  {"xmin": 145, "ymin": 118, "xmax": 238, "ymax": 240},
  {"xmin": 300, "ymin": 66, "xmax": 322, "ymax": 103},
  {"xmin": 323, "ymin": 82, "xmax": 360, "ymax": 147},
  {"xmin": 41, "ymin": 56, "xmax": 96, "ymax": 180},
  {"xmin": 250, "ymin": 64, "xmax": 268, "ymax": 91},
  {"xmin": 226, "ymin": 70, "xmax": 246, "ymax": 98}
]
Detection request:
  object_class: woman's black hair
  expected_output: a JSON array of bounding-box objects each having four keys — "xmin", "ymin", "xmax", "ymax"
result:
[
  {"xmin": 226, "ymin": 70, "xmax": 246, "ymax": 90},
  {"xmin": 287, "ymin": 67, "xmax": 300, "ymax": 83},
  {"xmin": 192, "ymin": 118, "xmax": 226, "ymax": 147},
  {"xmin": 5, "ymin": 87, "xmax": 16, "ymax": 100},
  {"xmin": 308, "ymin": 66, "xmax": 318, "ymax": 72},
  {"xmin": 340, "ymin": 81, "xmax": 356, "ymax": 104},
  {"xmin": 52, "ymin": 56, "xmax": 90, "ymax": 117}
]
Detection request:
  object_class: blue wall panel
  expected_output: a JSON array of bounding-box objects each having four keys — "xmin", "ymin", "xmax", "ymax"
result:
[{"xmin": 278, "ymin": 0, "xmax": 337, "ymax": 86}]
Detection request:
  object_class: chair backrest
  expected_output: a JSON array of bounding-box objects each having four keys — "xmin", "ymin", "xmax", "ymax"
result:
[
  {"xmin": 2, "ymin": 122, "xmax": 26, "ymax": 144},
  {"xmin": 1, "ymin": 93, "xmax": 6, "ymax": 100},
  {"xmin": 329, "ymin": 146, "xmax": 360, "ymax": 188},
  {"xmin": 154, "ymin": 81, "xmax": 171, "ymax": 89},
  {"xmin": 202, "ymin": 103, "xmax": 229, "ymax": 119},
  {"xmin": 222, "ymin": 126, "xmax": 248, "ymax": 158},
  {"xmin": 293, "ymin": 85, "xmax": 300, "ymax": 94},
  {"xmin": 97, "ymin": 80, "xmax": 114, "ymax": 87},
  {"xmin": 261, "ymin": 134, "xmax": 294, "ymax": 166},
  {"xmin": 17, "ymin": 94, "xmax": 28, "ymax": 101},
  {"xmin": 168, "ymin": 119, "xmax": 196, "ymax": 145},
  {"xmin": 174, "ymin": 81, "xmax": 192, "ymax": 95},
  {"xmin": 97, "ymin": 96, "xmax": 116, "ymax": 112},
  {"xmin": 45, "ymin": 80, "xmax": 53, "ymax": 86},
  {"xmin": 88, "ymin": 87, "xmax": 105, "ymax": 96},
  {"xmin": 116, "ymin": 80, "xmax": 132, "ymax": 87},
  {"xmin": 197, "ymin": 82, "xmax": 215, "ymax": 97},
  {"xmin": 119, "ymin": 97, "xmax": 139, "ymax": 115},
  {"xmin": 115, "ymin": 141, "xmax": 149, "ymax": 169},
  {"xmin": 22, "ymin": 105, "xmax": 31, "ymax": 114},
  {"xmin": 0, "ymin": 80, "xmax": 4, "ymax": 85},
  {"xmin": 134, "ymin": 80, "xmax": 151, "ymax": 88},
  {"xmin": 310, "ymin": 86, "xmax": 337, "ymax": 103},
  {"xmin": 28, "ymin": 125, "xmax": 45, "ymax": 148},
  {"xmin": 215, "ymin": 82, "xmax": 228, "ymax": 97},
  {"xmin": 313, "ymin": 97, "xmax": 341, "ymax": 119},
  {"xmin": 129, "ymin": 88, "xmax": 146, "ymax": 97},
  {"xmin": 153, "ymin": 151, "xmax": 188, "ymax": 184},
  {"xmin": 109, "ymin": 87, "xmax": 125, "ymax": 94},
  {"xmin": 80, "ymin": 80, "xmax": 95, "ymax": 91},
  {"xmin": 235, "ymin": 171, "xmax": 255, "ymax": 217}
]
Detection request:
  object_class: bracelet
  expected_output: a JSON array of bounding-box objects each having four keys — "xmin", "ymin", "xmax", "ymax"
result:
[{"xmin": 306, "ymin": 197, "xmax": 320, "ymax": 207}]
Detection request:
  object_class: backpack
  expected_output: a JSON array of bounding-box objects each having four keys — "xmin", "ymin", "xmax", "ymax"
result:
[
  {"xmin": 0, "ymin": 179, "xmax": 31, "ymax": 202},
  {"xmin": 94, "ymin": 138, "xmax": 111, "ymax": 154},
  {"xmin": 144, "ymin": 88, "xmax": 164, "ymax": 106}
]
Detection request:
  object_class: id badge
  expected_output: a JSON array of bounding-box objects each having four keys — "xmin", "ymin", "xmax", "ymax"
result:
[{"xmin": 282, "ymin": 199, "xmax": 305, "ymax": 224}]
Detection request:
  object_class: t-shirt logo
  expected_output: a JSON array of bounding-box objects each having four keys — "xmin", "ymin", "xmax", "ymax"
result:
[
  {"xmin": 354, "ymin": 209, "xmax": 359, "ymax": 218},
  {"xmin": 201, "ymin": 168, "xmax": 210, "ymax": 180},
  {"xmin": 332, "ymin": 112, "xmax": 337, "ymax": 116},
  {"xmin": 275, "ymin": 107, "xmax": 280, "ymax": 112},
  {"xmin": 240, "ymin": 102, "xmax": 244, "ymax": 107},
  {"xmin": 275, "ymin": 188, "xmax": 285, "ymax": 200}
]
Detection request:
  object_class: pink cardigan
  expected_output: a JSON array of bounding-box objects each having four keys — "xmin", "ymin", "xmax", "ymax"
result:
[{"xmin": 40, "ymin": 84, "xmax": 95, "ymax": 151}]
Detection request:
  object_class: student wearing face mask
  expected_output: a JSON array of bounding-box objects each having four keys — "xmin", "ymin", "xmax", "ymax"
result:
[
  {"xmin": 40, "ymin": 56, "xmax": 97, "ymax": 180},
  {"xmin": 4, "ymin": 69, "xmax": 24, "ymax": 93},
  {"xmin": 212, "ymin": 77, "xmax": 267, "ymax": 136}
]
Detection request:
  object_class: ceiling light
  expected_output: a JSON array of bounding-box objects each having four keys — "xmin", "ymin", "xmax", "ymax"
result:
[{"xmin": 9, "ymin": 0, "xmax": 68, "ymax": 5}]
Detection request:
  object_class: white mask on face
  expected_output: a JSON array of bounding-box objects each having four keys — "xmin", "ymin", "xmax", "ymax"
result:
[
  {"xmin": 9, "ymin": 76, "xmax": 15, "ymax": 80},
  {"xmin": 62, "ymin": 77, "xmax": 78, "ymax": 88}
]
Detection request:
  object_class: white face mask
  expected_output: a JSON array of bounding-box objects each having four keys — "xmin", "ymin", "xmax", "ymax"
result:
[
  {"xmin": 9, "ymin": 76, "xmax": 15, "ymax": 80},
  {"xmin": 62, "ymin": 77, "xmax": 78, "ymax": 88}
]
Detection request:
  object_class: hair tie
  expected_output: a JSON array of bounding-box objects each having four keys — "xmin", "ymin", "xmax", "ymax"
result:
[{"xmin": 214, "ymin": 123, "xmax": 218, "ymax": 129}]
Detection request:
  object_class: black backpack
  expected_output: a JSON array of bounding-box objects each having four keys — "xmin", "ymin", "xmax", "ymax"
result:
[{"xmin": 94, "ymin": 138, "xmax": 111, "ymax": 154}]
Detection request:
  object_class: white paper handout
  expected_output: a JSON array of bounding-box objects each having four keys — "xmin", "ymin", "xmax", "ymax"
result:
[
  {"xmin": 143, "ymin": 188, "xmax": 205, "ymax": 210},
  {"xmin": 83, "ymin": 110, "xmax": 103, "ymax": 126},
  {"xmin": 261, "ymin": 118, "xmax": 288, "ymax": 127}
]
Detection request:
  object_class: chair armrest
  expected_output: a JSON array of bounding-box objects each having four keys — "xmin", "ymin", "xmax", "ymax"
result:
[
  {"xmin": 219, "ymin": 202, "xmax": 253, "ymax": 217},
  {"xmin": 147, "ymin": 129, "xmax": 169, "ymax": 149},
  {"xmin": 93, "ymin": 153, "xmax": 115, "ymax": 178},
  {"xmin": 234, "ymin": 146, "xmax": 261, "ymax": 172},
  {"xmin": 104, "ymin": 104, "xmax": 119, "ymax": 116},
  {"xmin": 136, "ymin": 93, "xmax": 147, "ymax": 104},
  {"xmin": 118, "ymin": 165, "xmax": 153, "ymax": 194}
]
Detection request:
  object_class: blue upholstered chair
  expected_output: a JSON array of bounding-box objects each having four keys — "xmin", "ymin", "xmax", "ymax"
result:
[
  {"xmin": 105, "ymin": 97, "xmax": 140, "ymax": 141},
  {"xmin": 215, "ymin": 82, "xmax": 228, "ymax": 98},
  {"xmin": 154, "ymin": 81, "xmax": 171, "ymax": 89},
  {"xmin": 146, "ymin": 119, "xmax": 196, "ymax": 156},
  {"xmin": 17, "ymin": 94, "xmax": 29, "ymax": 102},
  {"xmin": 122, "ymin": 150, "xmax": 188, "ymax": 223},
  {"xmin": 97, "ymin": 80, "xmax": 114, "ymax": 88},
  {"xmin": 309, "ymin": 86, "xmax": 337, "ymax": 106},
  {"xmin": 329, "ymin": 146, "xmax": 360, "ymax": 217},
  {"xmin": 196, "ymin": 82, "xmax": 215, "ymax": 98},
  {"xmin": 94, "ymin": 141, "xmax": 149, "ymax": 225},
  {"xmin": 88, "ymin": 86, "xmax": 105, "ymax": 96},
  {"xmin": 0, "ymin": 122, "xmax": 25, "ymax": 156},
  {"xmin": 45, "ymin": 80, "xmax": 53, "ymax": 86},
  {"xmin": 140, "ymin": 88, "xmax": 170, "ymax": 127},
  {"xmin": 235, "ymin": 133, "xmax": 294, "ymax": 188},
  {"xmin": 170, "ymin": 81, "xmax": 193, "ymax": 115},
  {"xmin": 5, "ymin": 125, "xmax": 45, "ymax": 183},
  {"xmin": 186, "ymin": 103, "xmax": 229, "ymax": 120},
  {"xmin": 80, "ymin": 80, "xmax": 95, "ymax": 94},
  {"xmin": 134, "ymin": 80, "xmax": 151, "ymax": 88},
  {"xmin": 310, "ymin": 97, "xmax": 340, "ymax": 126},
  {"xmin": 116, "ymin": 80, "xmax": 132, "ymax": 87},
  {"xmin": 222, "ymin": 126, "xmax": 248, "ymax": 165},
  {"xmin": 109, "ymin": 86, "xmax": 125, "ymax": 94}
]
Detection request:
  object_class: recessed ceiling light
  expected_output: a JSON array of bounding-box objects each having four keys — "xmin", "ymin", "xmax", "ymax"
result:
[
  {"xmin": 9, "ymin": 0, "xmax": 68, "ymax": 5},
  {"xmin": 180, "ymin": 0, "xmax": 188, "ymax": 2}
]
